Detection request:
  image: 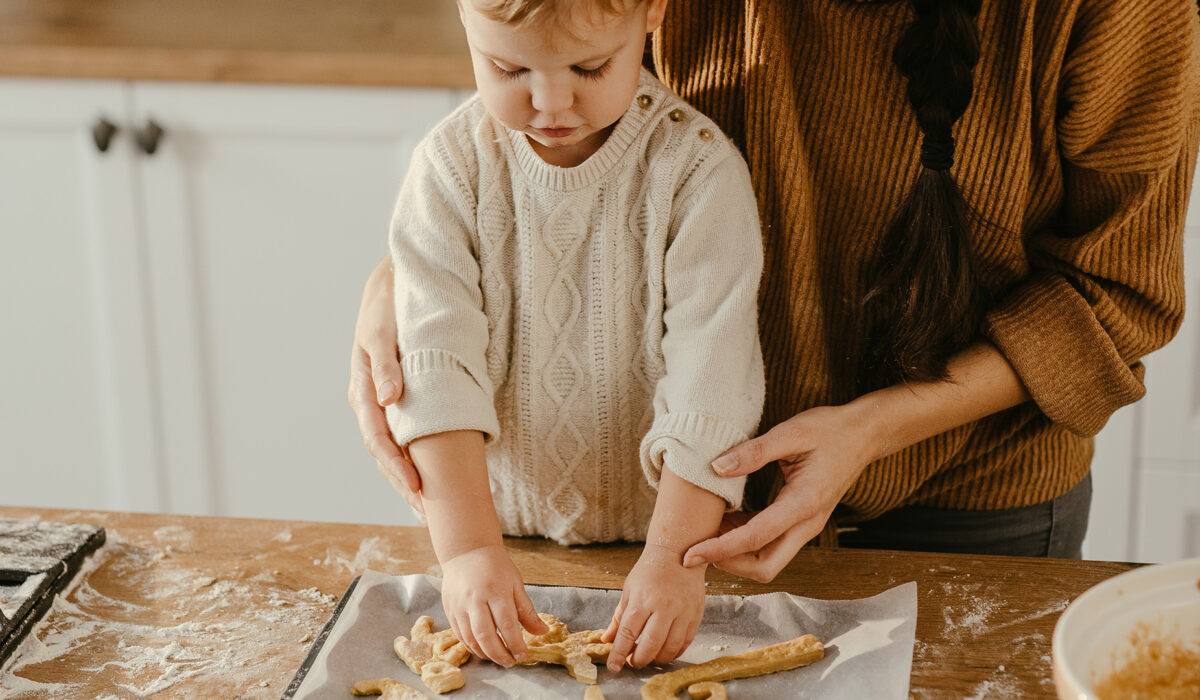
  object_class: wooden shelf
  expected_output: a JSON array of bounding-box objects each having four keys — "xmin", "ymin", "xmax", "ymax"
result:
[{"xmin": 0, "ymin": 0, "xmax": 475, "ymax": 87}]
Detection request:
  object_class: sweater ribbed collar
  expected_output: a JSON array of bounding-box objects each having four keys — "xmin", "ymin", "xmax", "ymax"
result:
[{"xmin": 506, "ymin": 68, "xmax": 662, "ymax": 192}]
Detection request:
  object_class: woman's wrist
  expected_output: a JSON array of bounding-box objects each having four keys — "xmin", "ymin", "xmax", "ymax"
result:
[
  {"xmin": 846, "ymin": 342, "xmax": 1030, "ymax": 464},
  {"xmin": 844, "ymin": 389, "xmax": 911, "ymax": 464}
]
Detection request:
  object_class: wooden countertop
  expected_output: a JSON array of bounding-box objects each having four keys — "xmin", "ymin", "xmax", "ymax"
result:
[
  {"xmin": 0, "ymin": 506, "xmax": 1137, "ymax": 698},
  {"xmin": 0, "ymin": 0, "xmax": 475, "ymax": 87}
]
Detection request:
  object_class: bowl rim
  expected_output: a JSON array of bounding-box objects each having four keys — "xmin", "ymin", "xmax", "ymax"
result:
[{"xmin": 1052, "ymin": 557, "xmax": 1200, "ymax": 699}]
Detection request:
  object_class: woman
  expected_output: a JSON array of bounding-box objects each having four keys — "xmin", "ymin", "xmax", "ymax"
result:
[{"xmin": 350, "ymin": 0, "xmax": 1200, "ymax": 582}]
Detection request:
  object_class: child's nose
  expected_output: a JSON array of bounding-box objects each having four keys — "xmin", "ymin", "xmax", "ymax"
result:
[{"xmin": 530, "ymin": 77, "xmax": 573, "ymax": 117}]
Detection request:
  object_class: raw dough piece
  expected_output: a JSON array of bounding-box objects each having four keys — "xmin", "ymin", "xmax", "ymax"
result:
[
  {"xmin": 352, "ymin": 677, "xmax": 426, "ymax": 700},
  {"xmin": 517, "ymin": 614, "xmax": 611, "ymax": 685},
  {"xmin": 523, "ymin": 612, "xmax": 569, "ymax": 644},
  {"xmin": 393, "ymin": 616, "xmax": 470, "ymax": 694},
  {"xmin": 584, "ymin": 686, "xmax": 607, "ymax": 700},
  {"xmin": 687, "ymin": 681, "xmax": 728, "ymax": 699},
  {"xmin": 411, "ymin": 615, "xmax": 471, "ymax": 666},
  {"xmin": 640, "ymin": 635, "xmax": 824, "ymax": 699}
]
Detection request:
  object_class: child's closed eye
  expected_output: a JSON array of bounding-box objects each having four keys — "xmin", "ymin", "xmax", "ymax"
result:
[
  {"xmin": 490, "ymin": 62, "xmax": 529, "ymax": 80},
  {"xmin": 571, "ymin": 59, "xmax": 613, "ymax": 82}
]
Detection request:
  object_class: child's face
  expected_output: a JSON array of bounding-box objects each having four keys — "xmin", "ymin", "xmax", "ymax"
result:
[{"xmin": 459, "ymin": 0, "xmax": 666, "ymax": 167}]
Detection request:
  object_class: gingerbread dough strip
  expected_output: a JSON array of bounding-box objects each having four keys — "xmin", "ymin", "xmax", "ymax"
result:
[
  {"xmin": 687, "ymin": 681, "xmax": 729, "ymax": 699},
  {"xmin": 351, "ymin": 677, "xmax": 427, "ymax": 700},
  {"xmin": 640, "ymin": 635, "xmax": 824, "ymax": 700}
]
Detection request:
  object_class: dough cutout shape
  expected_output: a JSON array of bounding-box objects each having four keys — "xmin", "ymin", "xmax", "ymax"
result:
[
  {"xmin": 518, "ymin": 613, "xmax": 612, "ymax": 685},
  {"xmin": 351, "ymin": 677, "xmax": 426, "ymax": 700},
  {"xmin": 393, "ymin": 615, "xmax": 470, "ymax": 694},
  {"xmin": 640, "ymin": 634, "xmax": 824, "ymax": 699}
]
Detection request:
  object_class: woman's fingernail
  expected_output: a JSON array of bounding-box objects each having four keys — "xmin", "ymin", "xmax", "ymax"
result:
[
  {"xmin": 682, "ymin": 554, "xmax": 702, "ymax": 567},
  {"xmin": 378, "ymin": 380, "xmax": 396, "ymax": 401},
  {"xmin": 711, "ymin": 454, "xmax": 737, "ymax": 474}
]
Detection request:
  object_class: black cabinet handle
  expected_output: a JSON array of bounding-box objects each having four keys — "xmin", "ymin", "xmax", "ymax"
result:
[
  {"xmin": 92, "ymin": 117, "xmax": 118, "ymax": 153},
  {"xmin": 135, "ymin": 119, "xmax": 165, "ymax": 155}
]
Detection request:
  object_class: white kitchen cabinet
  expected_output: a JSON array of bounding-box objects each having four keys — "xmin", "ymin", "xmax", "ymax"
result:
[
  {"xmin": 0, "ymin": 79, "xmax": 161, "ymax": 513},
  {"xmin": 1084, "ymin": 180, "xmax": 1200, "ymax": 564},
  {"xmin": 0, "ymin": 78, "xmax": 463, "ymax": 525}
]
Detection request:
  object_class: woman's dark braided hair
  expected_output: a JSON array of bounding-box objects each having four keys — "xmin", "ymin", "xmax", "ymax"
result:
[{"xmin": 861, "ymin": 0, "xmax": 987, "ymax": 388}]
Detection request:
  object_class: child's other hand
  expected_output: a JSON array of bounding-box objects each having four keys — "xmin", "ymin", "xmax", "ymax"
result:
[
  {"xmin": 602, "ymin": 544, "xmax": 706, "ymax": 671},
  {"xmin": 440, "ymin": 544, "xmax": 549, "ymax": 667}
]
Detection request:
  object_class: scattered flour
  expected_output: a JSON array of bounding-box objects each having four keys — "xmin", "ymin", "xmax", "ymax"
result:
[
  {"xmin": 941, "ymin": 593, "xmax": 1004, "ymax": 642},
  {"xmin": 0, "ymin": 532, "xmax": 336, "ymax": 699},
  {"xmin": 312, "ymin": 536, "xmax": 410, "ymax": 574},
  {"xmin": 964, "ymin": 673, "xmax": 1020, "ymax": 700}
]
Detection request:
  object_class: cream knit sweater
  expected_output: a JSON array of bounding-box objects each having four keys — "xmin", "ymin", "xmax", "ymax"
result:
[{"xmin": 385, "ymin": 69, "xmax": 765, "ymax": 545}]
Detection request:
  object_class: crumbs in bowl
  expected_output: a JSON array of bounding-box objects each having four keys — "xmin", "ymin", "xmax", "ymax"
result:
[{"xmin": 1093, "ymin": 621, "xmax": 1200, "ymax": 700}]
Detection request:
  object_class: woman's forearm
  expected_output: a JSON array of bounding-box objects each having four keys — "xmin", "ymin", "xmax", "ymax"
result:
[
  {"xmin": 406, "ymin": 430, "xmax": 504, "ymax": 562},
  {"xmin": 855, "ymin": 342, "xmax": 1031, "ymax": 462},
  {"xmin": 645, "ymin": 467, "xmax": 728, "ymax": 559}
]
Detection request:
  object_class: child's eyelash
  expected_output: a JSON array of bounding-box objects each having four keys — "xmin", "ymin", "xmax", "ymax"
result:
[
  {"xmin": 488, "ymin": 60, "xmax": 612, "ymax": 82},
  {"xmin": 491, "ymin": 63, "xmax": 528, "ymax": 80},
  {"xmin": 572, "ymin": 60, "xmax": 612, "ymax": 81}
]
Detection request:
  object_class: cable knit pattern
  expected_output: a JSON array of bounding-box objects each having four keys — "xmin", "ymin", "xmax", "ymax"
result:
[{"xmin": 386, "ymin": 69, "xmax": 765, "ymax": 545}]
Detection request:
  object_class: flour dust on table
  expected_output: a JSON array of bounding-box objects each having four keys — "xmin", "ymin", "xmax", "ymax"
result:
[{"xmin": 0, "ymin": 528, "xmax": 336, "ymax": 699}]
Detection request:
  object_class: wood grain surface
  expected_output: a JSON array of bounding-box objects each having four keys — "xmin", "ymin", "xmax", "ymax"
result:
[
  {"xmin": 0, "ymin": 506, "xmax": 1137, "ymax": 698},
  {"xmin": 0, "ymin": 0, "xmax": 475, "ymax": 87}
]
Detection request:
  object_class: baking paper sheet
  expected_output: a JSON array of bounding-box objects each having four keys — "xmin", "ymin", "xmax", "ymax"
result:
[{"xmin": 293, "ymin": 569, "xmax": 916, "ymax": 699}]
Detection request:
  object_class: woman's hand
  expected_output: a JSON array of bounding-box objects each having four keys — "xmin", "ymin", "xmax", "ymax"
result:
[
  {"xmin": 603, "ymin": 544, "xmax": 706, "ymax": 671},
  {"xmin": 682, "ymin": 343, "xmax": 1030, "ymax": 583},
  {"xmin": 440, "ymin": 544, "xmax": 548, "ymax": 666},
  {"xmin": 347, "ymin": 255, "xmax": 423, "ymax": 512},
  {"xmin": 681, "ymin": 404, "xmax": 879, "ymax": 583}
]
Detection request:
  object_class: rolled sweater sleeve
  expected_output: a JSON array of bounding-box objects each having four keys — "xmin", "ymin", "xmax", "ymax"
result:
[
  {"xmin": 639, "ymin": 150, "xmax": 766, "ymax": 508},
  {"xmin": 984, "ymin": 0, "xmax": 1200, "ymax": 437},
  {"xmin": 385, "ymin": 135, "xmax": 500, "ymax": 446}
]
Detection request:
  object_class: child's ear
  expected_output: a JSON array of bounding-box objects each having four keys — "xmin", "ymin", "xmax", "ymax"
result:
[{"xmin": 645, "ymin": 0, "xmax": 668, "ymax": 34}]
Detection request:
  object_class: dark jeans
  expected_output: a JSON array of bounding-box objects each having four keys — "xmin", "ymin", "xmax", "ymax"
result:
[{"xmin": 837, "ymin": 472, "xmax": 1093, "ymax": 558}]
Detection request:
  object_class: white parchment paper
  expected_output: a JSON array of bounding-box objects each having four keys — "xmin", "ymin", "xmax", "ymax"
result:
[{"xmin": 293, "ymin": 570, "xmax": 916, "ymax": 699}]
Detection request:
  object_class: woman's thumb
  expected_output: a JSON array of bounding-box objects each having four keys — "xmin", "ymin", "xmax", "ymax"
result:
[{"xmin": 710, "ymin": 433, "xmax": 780, "ymax": 477}]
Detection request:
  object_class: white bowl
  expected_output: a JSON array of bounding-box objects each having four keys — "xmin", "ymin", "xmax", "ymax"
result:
[{"xmin": 1052, "ymin": 557, "xmax": 1200, "ymax": 700}]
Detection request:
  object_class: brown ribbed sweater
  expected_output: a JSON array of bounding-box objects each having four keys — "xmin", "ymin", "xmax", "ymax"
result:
[{"xmin": 652, "ymin": 0, "xmax": 1200, "ymax": 519}]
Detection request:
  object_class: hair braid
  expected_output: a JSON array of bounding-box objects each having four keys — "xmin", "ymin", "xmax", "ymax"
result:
[{"xmin": 860, "ymin": 0, "xmax": 986, "ymax": 389}]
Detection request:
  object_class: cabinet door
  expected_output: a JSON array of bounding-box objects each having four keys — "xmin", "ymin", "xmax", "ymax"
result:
[
  {"xmin": 1135, "ymin": 194, "xmax": 1200, "ymax": 562},
  {"xmin": 0, "ymin": 79, "xmax": 162, "ymax": 511},
  {"xmin": 132, "ymin": 82, "xmax": 461, "ymax": 524}
]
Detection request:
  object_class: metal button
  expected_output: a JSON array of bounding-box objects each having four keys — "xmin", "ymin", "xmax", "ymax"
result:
[
  {"xmin": 636, "ymin": 94, "xmax": 653, "ymax": 109},
  {"xmin": 698, "ymin": 128, "xmax": 713, "ymax": 141},
  {"xmin": 668, "ymin": 108, "xmax": 684, "ymax": 122}
]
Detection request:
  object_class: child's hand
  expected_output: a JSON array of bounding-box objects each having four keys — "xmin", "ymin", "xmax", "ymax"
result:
[
  {"xmin": 602, "ymin": 544, "xmax": 706, "ymax": 671},
  {"xmin": 441, "ymin": 544, "xmax": 549, "ymax": 667}
]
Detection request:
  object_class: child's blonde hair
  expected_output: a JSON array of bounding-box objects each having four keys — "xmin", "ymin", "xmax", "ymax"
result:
[{"xmin": 471, "ymin": 0, "xmax": 642, "ymax": 30}]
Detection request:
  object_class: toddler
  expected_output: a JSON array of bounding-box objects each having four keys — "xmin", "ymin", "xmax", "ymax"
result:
[{"xmin": 386, "ymin": 0, "xmax": 764, "ymax": 673}]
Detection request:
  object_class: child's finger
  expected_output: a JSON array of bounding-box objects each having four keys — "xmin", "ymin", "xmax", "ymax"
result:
[
  {"xmin": 602, "ymin": 595, "xmax": 628, "ymax": 643},
  {"xmin": 653, "ymin": 618, "xmax": 692, "ymax": 666},
  {"xmin": 607, "ymin": 604, "xmax": 649, "ymax": 672},
  {"xmin": 470, "ymin": 604, "xmax": 516, "ymax": 667},
  {"xmin": 629, "ymin": 613, "xmax": 672, "ymax": 669},
  {"xmin": 514, "ymin": 588, "xmax": 548, "ymax": 636},
  {"xmin": 449, "ymin": 613, "xmax": 482, "ymax": 660},
  {"xmin": 492, "ymin": 599, "xmax": 529, "ymax": 659}
]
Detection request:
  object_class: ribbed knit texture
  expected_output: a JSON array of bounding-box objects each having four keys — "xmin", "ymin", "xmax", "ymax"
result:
[
  {"xmin": 654, "ymin": 0, "xmax": 1200, "ymax": 519},
  {"xmin": 386, "ymin": 69, "xmax": 765, "ymax": 545}
]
